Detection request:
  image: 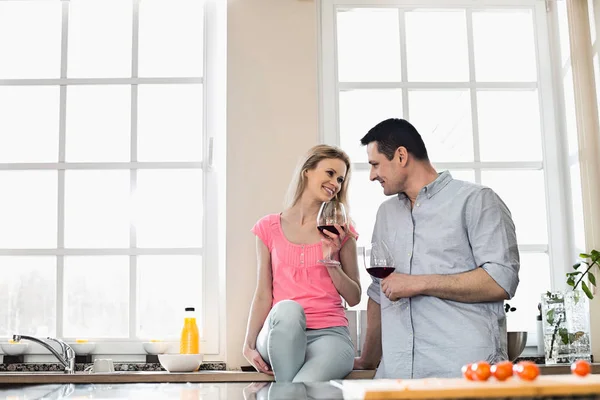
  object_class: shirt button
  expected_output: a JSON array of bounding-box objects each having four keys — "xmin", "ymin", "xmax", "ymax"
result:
[
  {"xmin": 416, "ymin": 203, "xmax": 420, "ymax": 207},
  {"xmin": 408, "ymin": 252, "xmax": 411, "ymax": 256}
]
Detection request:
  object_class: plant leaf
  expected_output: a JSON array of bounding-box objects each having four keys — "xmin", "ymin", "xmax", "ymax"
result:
[
  {"xmin": 591, "ymin": 249, "xmax": 600, "ymax": 261},
  {"xmin": 580, "ymin": 253, "xmax": 592, "ymax": 259},
  {"xmin": 567, "ymin": 276, "xmax": 575, "ymax": 286},
  {"xmin": 559, "ymin": 328, "xmax": 570, "ymax": 345},
  {"xmin": 546, "ymin": 308, "xmax": 555, "ymax": 325},
  {"xmin": 582, "ymin": 281, "xmax": 594, "ymax": 300},
  {"xmin": 573, "ymin": 262, "xmax": 581, "ymax": 270},
  {"xmin": 589, "ymin": 272, "xmax": 596, "ymax": 286}
]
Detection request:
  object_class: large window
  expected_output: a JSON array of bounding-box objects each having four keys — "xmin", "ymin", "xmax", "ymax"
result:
[
  {"xmin": 320, "ymin": 0, "xmax": 572, "ymax": 341},
  {"xmin": 0, "ymin": 0, "xmax": 221, "ymax": 357}
]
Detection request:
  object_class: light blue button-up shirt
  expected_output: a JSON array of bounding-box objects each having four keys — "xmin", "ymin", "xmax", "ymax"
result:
[{"xmin": 368, "ymin": 171, "xmax": 520, "ymax": 379}]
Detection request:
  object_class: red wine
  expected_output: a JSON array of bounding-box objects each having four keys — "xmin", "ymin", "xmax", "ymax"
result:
[
  {"xmin": 367, "ymin": 266, "xmax": 395, "ymax": 278},
  {"xmin": 318, "ymin": 225, "xmax": 340, "ymax": 235}
]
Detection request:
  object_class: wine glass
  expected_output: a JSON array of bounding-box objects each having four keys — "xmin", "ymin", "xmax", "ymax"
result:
[
  {"xmin": 364, "ymin": 241, "xmax": 407, "ymax": 310},
  {"xmin": 317, "ymin": 201, "xmax": 347, "ymax": 266},
  {"xmin": 364, "ymin": 242, "xmax": 395, "ymax": 279}
]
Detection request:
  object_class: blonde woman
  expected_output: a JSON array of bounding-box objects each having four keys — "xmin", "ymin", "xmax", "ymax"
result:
[{"xmin": 242, "ymin": 145, "xmax": 361, "ymax": 382}]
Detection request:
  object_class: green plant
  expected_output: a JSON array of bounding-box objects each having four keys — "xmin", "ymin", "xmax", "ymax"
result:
[{"xmin": 566, "ymin": 249, "xmax": 600, "ymax": 299}]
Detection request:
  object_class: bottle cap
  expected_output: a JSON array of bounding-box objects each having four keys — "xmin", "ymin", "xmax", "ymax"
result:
[{"xmin": 185, "ymin": 307, "xmax": 195, "ymax": 312}]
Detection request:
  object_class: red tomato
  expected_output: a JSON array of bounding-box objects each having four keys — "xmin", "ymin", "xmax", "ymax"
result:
[
  {"xmin": 571, "ymin": 360, "xmax": 591, "ymax": 377},
  {"xmin": 462, "ymin": 363, "xmax": 475, "ymax": 381},
  {"xmin": 513, "ymin": 361, "xmax": 540, "ymax": 381},
  {"xmin": 491, "ymin": 361, "xmax": 514, "ymax": 381},
  {"xmin": 470, "ymin": 361, "xmax": 491, "ymax": 381}
]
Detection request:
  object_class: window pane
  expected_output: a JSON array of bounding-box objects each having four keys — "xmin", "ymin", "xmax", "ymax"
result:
[
  {"xmin": 0, "ymin": 1, "xmax": 61, "ymax": 79},
  {"xmin": 0, "ymin": 86, "xmax": 59, "ymax": 163},
  {"xmin": 0, "ymin": 257, "xmax": 56, "ymax": 337},
  {"xmin": 68, "ymin": 0, "xmax": 132, "ymax": 78},
  {"xmin": 507, "ymin": 252, "xmax": 550, "ymax": 333},
  {"xmin": 138, "ymin": 84, "xmax": 203, "ymax": 161},
  {"xmin": 339, "ymin": 89, "xmax": 403, "ymax": 163},
  {"xmin": 66, "ymin": 85, "xmax": 131, "ymax": 162},
  {"xmin": 348, "ymin": 169, "xmax": 390, "ymax": 311},
  {"xmin": 63, "ymin": 256, "xmax": 129, "ymax": 338},
  {"xmin": 139, "ymin": 0, "xmax": 204, "ymax": 77},
  {"xmin": 557, "ymin": 0, "xmax": 572, "ymax": 67},
  {"xmin": 570, "ymin": 164, "xmax": 586, "ymax": 251},
  {"xmin": 472, "ymin": 10, "xmax": 537, "ymax": 82},
  {"xmin": 64, "ymin": 170, "xmax": 130, "ymax": 248},
  {"xmin": 481, "ymin": 170, "xmax": 548, "ymax": 244},
  {"xmin": 406, "ymin": 10, "xmax": 468, "ymax": 82},
  {"xmin": 446, "ymin": 169, "xmax": 475, "ymax": 183},
  {"xmin": 0, "ymin": 171, "xmax": 57, "ymax": 249},
  {"xmin": 348, "ymin": 170, "xmax": 390, "ymax": 248},
  {"xmin": 409, "ymin": 90, "xmax": 473, "ymax": 162},
  {"xmin": 137, "ymin": 255, "xmax": 203, "ymax": 339},
  {"xmin": 336, "ymin": 8, "xmax": 401, "ymax": 82},
  {"xmin": 563, "ymin": 67, "xmax": 579, "ymax": 156},
  {"xmin": 135, "ymin": 170, "xmax": 203, "ymax": 248},
  {"xmin": 477, "ymin": 90, "xmax": 542, "ymax": 161}
]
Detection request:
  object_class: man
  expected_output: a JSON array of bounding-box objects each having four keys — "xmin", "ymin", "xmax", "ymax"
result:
[{"xmin": 354, "ymin": 118, "xmax": 520, "ymax": 379}]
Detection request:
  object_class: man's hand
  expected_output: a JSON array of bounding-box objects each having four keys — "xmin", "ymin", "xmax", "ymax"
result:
[{"xmin": 381, "ymin": 273, "xmax": 425, "ymax": 301}]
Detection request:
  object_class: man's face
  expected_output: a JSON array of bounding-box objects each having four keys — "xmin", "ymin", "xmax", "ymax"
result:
[{"xmin": 366, "ymin": 142, "xmax": 406, "ymax": 196}]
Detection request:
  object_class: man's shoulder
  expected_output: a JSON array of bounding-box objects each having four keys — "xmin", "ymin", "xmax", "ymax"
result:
[{"xmin": 447, "ymin": 178, "xmax": 493, "ymax": 198}]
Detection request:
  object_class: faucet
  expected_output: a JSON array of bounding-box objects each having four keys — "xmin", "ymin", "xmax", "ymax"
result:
[{"xmin": 13, "ymin": 335, "xmax": 76, "ymax": 374}]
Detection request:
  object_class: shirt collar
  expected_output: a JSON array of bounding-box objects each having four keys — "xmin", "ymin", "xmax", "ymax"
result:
[{"xmin": 397, "ymin": 170, "xmax": 453, "ymax": 200}]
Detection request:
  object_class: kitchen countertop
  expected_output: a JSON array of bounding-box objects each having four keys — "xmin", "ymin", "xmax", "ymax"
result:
[
  {"xmin": 0, "ymin": 382, "xmax": 345, "ymax": 399},
  {"xmin": 0, "ymin": 364, "xmax": 599, "ymax": 386},
  {"xmin": 0, "ymin": 370, "xmax": 375, "ymax": 385},
  {"xmin": 3, "ymin": 380, "xmax": 600, "ymax": 400}
]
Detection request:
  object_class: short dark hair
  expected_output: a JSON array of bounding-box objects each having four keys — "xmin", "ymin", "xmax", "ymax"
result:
[{"xmin": 360, "ymin": 118, "xmax": 429, "ymax": 161}]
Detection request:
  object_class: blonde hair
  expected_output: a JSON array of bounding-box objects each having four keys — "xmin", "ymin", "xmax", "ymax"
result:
[{"xmin": 284, "ymin": 145, "xmax": 352, "ymax": 211}]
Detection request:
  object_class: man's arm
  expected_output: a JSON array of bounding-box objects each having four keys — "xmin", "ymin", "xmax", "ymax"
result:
[
  {"xmin": 381, "ymin": 187, "xmax": 519, "ymax": 304},
  {"xmin": 381, "ymin": 268, "xmax": 507, "ymax": 303},
  {"xmin": 354, "ymin": 298, "xmax": 382, "ymax": 369}
]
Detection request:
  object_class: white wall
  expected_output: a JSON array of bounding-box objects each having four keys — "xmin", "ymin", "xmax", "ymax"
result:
[{"xmin": 225, "ymin": 0, "xmax": 319, "ymax": 369}]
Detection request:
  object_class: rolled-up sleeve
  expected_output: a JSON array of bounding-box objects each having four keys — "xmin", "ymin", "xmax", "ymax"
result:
[
  {"xmin": 367, "ymin": 275, "xmax": 381, "ymax": 304},
  {"xmin": 466, "ymin": 188, "xmax": 520, "ymax": 298}
]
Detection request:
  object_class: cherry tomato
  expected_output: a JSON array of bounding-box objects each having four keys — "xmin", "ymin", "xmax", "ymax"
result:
[
  {"xmin": 513, "ymin": 361, "xmax": 540, "ymax": 381},
  {"xmin": 571, "ymin": 360, "xmax": 591, "ymax": 377},
  {"xmin": 470, "ymin": 361, "xmax": 491, "ymax": 381},
  {"xmin": 491, "ymin": 361, "xmax": 514, "ymax": 381},
  {"xmin": 462, "ymin": 363, "xmax": 475, "ymax": 381}
]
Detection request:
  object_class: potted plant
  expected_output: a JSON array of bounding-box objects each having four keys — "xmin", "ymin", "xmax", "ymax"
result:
[{"xmin": 541, "ymin": 249, "xmax": 599, "ymax": 364}]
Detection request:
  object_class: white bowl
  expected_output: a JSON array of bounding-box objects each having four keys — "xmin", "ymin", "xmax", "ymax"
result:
[
  {"xmin": 143, "ymin": 342, "xmax": 167, "ymax": 355},
  {"xmin": 70, "ymin": 342, "xmax": 95, "ymax": 355},
  {"xmin": 1, "ymin": 343, "xmax": 29, "ymax": 356},
  {"xmin": 158, "ymin": 354, "xmax": 203, "ymax": 373}
]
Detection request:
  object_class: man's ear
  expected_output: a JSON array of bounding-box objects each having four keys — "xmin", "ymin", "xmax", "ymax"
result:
[{"xmin": 396, "ymin": 146, "xmax": 408, "ymax": 165}]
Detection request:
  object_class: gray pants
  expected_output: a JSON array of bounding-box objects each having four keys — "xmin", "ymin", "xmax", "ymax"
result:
[{"xmin": 256, "ymin": 300, "xmax": 355, "ymax": 382}]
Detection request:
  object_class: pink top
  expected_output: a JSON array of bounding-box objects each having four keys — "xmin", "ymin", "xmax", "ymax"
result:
[{"xmin": 251, "ymin": 214, "xmax": 359, "ymax": 329}]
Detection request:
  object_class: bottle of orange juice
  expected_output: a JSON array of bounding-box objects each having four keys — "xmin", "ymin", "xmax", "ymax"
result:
[{"xmin": 180, "ymin": 307, "xmax": 200, "ymax": 354}]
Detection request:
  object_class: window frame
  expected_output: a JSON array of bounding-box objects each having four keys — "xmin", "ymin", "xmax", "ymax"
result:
[
  {"xmin": 0, "ymin": 0, "xmax": 223, "ymax": 360},
  {"xmin": 318, "ymin": 0, "xmax": 573, "ymax": 346}
]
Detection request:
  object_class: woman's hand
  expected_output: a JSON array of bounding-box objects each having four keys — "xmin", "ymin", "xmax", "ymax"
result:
[
  {"xmin": 320, "ymin": 223, "xmax": 346, "ymax": 262},
  {"xmin": 243, "ymin": 345, "xmax": 274, "ymax": 375}
]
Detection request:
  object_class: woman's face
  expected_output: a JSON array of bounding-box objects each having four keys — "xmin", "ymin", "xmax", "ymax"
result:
[{"xmin": 304, "ymin": 158, "xmax": 348, "ymax": 203}]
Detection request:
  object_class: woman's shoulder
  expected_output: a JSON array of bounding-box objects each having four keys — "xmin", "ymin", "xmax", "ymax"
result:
[{"xmin": 255, "ymin": 213, "xmax": 281, "ymax": 226}]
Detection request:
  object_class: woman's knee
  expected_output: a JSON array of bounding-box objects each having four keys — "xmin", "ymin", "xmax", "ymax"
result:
[{"xmin": 270, "ymin": 300, "xmax": 306, "ymax": 328}]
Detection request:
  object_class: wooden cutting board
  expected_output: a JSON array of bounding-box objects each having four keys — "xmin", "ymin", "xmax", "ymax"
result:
[{"xmin": 333, "ymin": 375, "xmax": 600, "ymax": 399}]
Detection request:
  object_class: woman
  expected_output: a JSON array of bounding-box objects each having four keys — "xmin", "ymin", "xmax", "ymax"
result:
[{"xmin": 242, "ymin": 145, "xmax": 361, "ymax": 383}]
